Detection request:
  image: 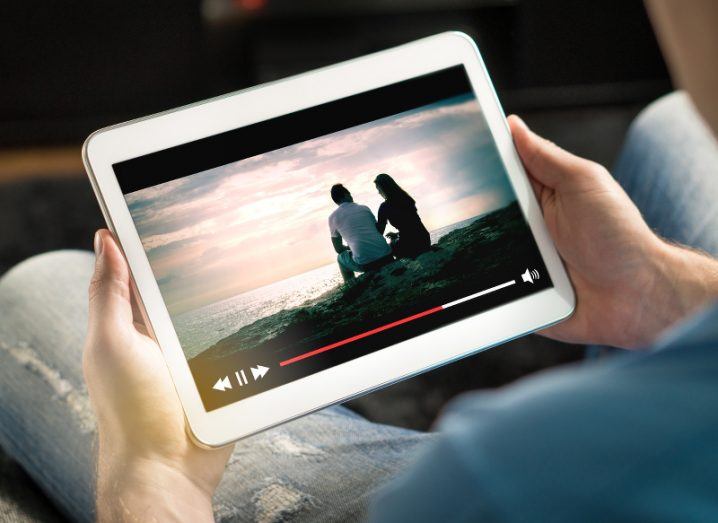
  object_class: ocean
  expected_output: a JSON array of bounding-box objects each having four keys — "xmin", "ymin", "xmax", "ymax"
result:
[{"xmin": 175, "ymin": 214, "xmax": 480, "ymax": 358}]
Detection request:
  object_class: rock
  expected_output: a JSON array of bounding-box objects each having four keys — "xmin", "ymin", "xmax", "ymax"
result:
[{"xmin": 192, "ymin": 202, "xmax": 530, "ymax": 362}]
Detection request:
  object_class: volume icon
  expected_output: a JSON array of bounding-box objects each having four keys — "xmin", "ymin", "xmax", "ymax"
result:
[{"xmin": 521, "ymin": 268, "xmax": 540, "ymax": 284}]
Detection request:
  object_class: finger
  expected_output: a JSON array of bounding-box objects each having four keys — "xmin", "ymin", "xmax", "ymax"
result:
[
  {"xmin": 508, "ymin": 115, "xmax": 587, "ymax": 189},
  {"xmin": 88, "ymin": 229, "xmax": 133, "ymax": 331}
]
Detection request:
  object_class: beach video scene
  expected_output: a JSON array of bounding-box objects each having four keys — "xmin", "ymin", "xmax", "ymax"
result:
[{"xmin": 125, "ymin": 92, "xmax": 526, "ymax": 365}]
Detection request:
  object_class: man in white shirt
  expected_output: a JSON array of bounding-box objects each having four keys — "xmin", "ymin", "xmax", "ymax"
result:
[{"xmin": 328, "ymin": 184, "xmax": 393, "ymax": 281}]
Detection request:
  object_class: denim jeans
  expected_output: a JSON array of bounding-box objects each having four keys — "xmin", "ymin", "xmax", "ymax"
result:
[
  {"xmin": 337, "ymin": 249, "xmax": 363, "ymax": 281},
  {"xmin": 0, "ymin": 251, "xmax": 428, "ymax": 522},
  {"xmin": 611, "ymin": 93, "xmax": 718, "ymax": 255},
  {"xmin": 1, "ymin": 92, "xmax": 716, "ymax": 522}
]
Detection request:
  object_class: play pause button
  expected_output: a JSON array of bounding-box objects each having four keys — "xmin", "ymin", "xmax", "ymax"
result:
[
  {"xmin": 212, "ymin": 365, "xmax": 270, "ymax": 392},
  {"xmin": 235, "ymin": 369, "xmax": 249, "ymax": 386}
]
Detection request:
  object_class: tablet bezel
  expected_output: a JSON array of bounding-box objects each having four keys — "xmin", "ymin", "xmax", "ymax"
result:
[{"xmin": 83, "ymin": 31, "xmax": 575, "ymax": 447}]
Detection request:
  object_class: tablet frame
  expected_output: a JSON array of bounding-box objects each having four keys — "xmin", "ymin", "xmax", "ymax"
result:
[{"xmin": 83, "ymin": 31, "xmax": 575, "ymax": 447}]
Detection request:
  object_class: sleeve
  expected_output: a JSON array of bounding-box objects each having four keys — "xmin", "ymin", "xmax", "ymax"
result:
[
  {"xmin": 369, "ymin": 313, "xmax": 718, "ymax": 523},
  {"xmin": 368, "ymin": 434, "xmax": 499, "ymax": 523},
  {"xmin": 367, "ymin": 392, "xmax": 506, "ymax": 523},
  {"xmin": 328, "ymin": 214, "xmax": 340, "ymax": 238}
]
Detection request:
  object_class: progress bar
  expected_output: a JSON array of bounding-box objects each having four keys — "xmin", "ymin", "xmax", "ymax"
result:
[
  {"xmin": 442, "ymin": 280, "xmax": 516, "ymax": 308},
  {"xmin": 279, "ymin": 278, "xmax": 516, "ymax": 367}
]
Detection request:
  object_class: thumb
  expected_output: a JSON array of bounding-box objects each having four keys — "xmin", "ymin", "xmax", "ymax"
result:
[
  {"xmin": 88, "ymin": 229, "xmax": 133, "ymax": 331},
  {"xmin": 508, "ymin": 115, "xmax": 588, "ymax": 189}
]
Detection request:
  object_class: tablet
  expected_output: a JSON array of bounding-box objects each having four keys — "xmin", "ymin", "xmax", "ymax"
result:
[{"xmin": 83, "ymin": 32, "xmax": 574, "ymax": 447}]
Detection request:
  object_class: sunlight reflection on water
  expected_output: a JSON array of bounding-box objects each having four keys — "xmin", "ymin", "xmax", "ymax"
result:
[{"xmin": 175, "ymin": 215, "xmax": 479, "ymax": 358}]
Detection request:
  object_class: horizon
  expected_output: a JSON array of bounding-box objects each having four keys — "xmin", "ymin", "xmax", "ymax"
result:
[
  {"xmin": 127, "ymin": 93, "xmax": 517, "ymax": 315},
  {"xmin": 176, "ymin": 208, "xmax": 497, "ymax": 317}
]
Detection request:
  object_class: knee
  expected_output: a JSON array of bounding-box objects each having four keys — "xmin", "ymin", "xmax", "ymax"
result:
[
  {"xmin": 625, "ymin": 92, "xmax": 693, "ymax": 151},
  {"xmin": 0, "ymin": 250, "xmax": 95, "ymax": 295},
  {"xmin": 614, "ymin": 92, "xmax": 700, "ymax": 188}
]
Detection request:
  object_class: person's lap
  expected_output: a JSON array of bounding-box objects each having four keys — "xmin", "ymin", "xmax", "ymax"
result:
[
  {"xmin": 0, "ymin": 91, "xmax": 716, "ymax": 522},
  {"xmin": 337, "ymin": 250, "xmax": 361, "ymax": 272},
  {"xmin": 586, "ymin": 92, "xmax": 718, "ymax": 358},
  {"xmin": 613, "ymin": 92, "xmax": 718, "ymax": 256},
  {"xmin": 0, "ymin": 252, "xmax": 429, "ymax": 522},
  {"xmin": 337, "ymin": 250, "xmax": 363, "ymax": 281}
]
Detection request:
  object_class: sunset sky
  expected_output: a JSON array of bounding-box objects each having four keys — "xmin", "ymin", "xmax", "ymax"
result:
[{"xmin": 126, "ymin": 93, "xmax": 517, "ymax": 315}]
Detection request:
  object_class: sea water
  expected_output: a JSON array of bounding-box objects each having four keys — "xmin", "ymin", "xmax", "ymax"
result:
[{"xmin": 175, "ymin": 215, "xmax": 479, "ymax": 358}]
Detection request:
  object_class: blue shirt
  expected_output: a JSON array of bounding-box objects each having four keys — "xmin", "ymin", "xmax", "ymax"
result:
[{"xmin": 371, "ymin": 303, "xmax": 718, "ymax": 522}]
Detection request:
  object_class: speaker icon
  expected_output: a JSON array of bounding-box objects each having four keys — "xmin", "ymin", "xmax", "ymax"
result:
[{"xmin": 521, "ymin": 268, "xmax": 540, "ymax": 284}]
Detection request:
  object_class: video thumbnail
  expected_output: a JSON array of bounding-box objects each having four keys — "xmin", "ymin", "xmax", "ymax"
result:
[{"xmin": 118, "ymin": 66, "xmax": 552, "ymax": 410}]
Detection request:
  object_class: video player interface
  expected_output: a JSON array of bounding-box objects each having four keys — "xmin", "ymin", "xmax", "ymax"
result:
[{"xmin": 115, "ymin": 66, "xmax": 552, "ymax": 411}]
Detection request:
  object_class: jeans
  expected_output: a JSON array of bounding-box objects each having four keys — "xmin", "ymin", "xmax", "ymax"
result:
[
  {"xmin": 0, "ymin": 250, "xmax": 428, "ymax": 522},
  {"xmin": 337, "ymin": 251, "xmax": 393, "ymax": 282},
  {"xmin": 337, "ymin": 250, "xmax": 363, "ymax": 281},
  {"xmin": 1, "ymin": 92, "xmax": 716, "ymax": 522},
  {"xmin": 612, "ymin": 93, "xmax": 718, "ymax": 255}
]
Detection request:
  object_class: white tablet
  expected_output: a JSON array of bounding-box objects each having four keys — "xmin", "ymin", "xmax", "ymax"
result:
[{"xmin": 83, "ymin": 32, "xmax": 574, "ymax": 447}]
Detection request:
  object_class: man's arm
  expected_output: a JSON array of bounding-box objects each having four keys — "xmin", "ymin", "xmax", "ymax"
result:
[
  {"xmin": 509, "ymin": 115, "xmax": 718, "ymax": 348},
  {"xmin": 332, "ymin": 234, "xmax": 348, "ymax": 254},
  {"xmin": 370, "ymin": 116, "xmax": 718, "ymax": 521},
  {"xmin": 371, "ymin": 304, "xmax": 718, "ymax": 523}
]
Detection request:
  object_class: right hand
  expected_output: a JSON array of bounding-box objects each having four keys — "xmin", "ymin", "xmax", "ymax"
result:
[
  {"xmin": 508, "ymin": 115, "xmax": 718, "ymax": 349},
  {"xmin": 84, "ymin": 230, "xmax": 232, "ymax": 521}
]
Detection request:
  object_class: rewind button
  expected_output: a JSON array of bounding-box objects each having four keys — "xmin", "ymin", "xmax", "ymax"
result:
[{"xmin": 212, "ymin": 376, "xmax": 232, "ymax": 392}]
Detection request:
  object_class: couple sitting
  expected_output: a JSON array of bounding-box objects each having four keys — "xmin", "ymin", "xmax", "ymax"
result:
[{"xmin": 328, "ymin": 173, "xmax": 431, "ymax": 282}]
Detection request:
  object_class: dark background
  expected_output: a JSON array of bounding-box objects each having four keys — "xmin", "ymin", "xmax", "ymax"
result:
[
  {"xmin": 1, "ymin": 0, "xmax": 668, "ymax": 146},
  {"xmin": 0, "ymin": 1, "xmax": 670, "ymax": 521}
]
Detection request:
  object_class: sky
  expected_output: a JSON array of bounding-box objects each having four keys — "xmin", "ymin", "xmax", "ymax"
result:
[{"xmin": 126, "ymin": 93, "xmax": 517, "ymax": 315}]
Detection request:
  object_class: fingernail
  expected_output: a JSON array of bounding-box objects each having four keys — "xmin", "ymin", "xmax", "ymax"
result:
[{"xmin": 94, "ymin": 231, "xmax": 104, "ymax": 257}]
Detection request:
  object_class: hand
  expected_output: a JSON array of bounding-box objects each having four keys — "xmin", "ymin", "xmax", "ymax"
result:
[
  {"xmin": 509, "ymin": 115, "xmax": 718, "ymax": 349},
  {"xmin": 83, "ymin": 229, "xmax": 233, "ymax": 521}
]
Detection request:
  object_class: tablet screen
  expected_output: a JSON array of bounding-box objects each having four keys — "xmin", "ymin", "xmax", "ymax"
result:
[{"xmin": 115, "ymin": 65, "xmax": 553, "ymax": 411}]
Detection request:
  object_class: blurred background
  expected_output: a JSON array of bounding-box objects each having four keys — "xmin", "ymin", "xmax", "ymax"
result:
[{"xmin": 0, "ymin": 1, "xmax": 671, "ymax": 520}]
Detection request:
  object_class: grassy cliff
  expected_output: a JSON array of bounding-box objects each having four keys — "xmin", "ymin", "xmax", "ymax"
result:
[{"xmin": 191, "ymin": 201, "xmax": 529, "ymax": 362}]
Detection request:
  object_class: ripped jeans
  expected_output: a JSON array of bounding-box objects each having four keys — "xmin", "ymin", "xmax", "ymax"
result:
[
  {"xmin": 0, "ymin": 251, "xmax": 429, "ymax": 522},
  {"xmin": 1, "ymin": 92, "xmax": 718, "ymax": 522}
]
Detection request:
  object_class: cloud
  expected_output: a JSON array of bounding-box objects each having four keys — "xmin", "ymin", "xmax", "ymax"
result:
[{"xmin": 126, "ymin": 94, "xmax": 516, "ymax": 313}]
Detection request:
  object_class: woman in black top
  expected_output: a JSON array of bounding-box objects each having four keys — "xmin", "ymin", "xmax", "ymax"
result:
[{"xmin": 374, "ymin": 173, "xmax": 431, "ymax": 259}]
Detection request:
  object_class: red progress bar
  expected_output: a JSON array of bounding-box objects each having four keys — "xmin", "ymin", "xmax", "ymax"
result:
[
  {"xmin": 279, "ymin": 306, "xmax": 443, "ymax": 366},
  {"xmin": 279, "ymin": 279, "xmax": 517, "ymax": 367}
]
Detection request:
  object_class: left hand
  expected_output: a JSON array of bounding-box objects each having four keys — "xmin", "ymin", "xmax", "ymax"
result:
[{"xmin": 83, "ymin": 229, "xmax": 233, "ymax": 521}]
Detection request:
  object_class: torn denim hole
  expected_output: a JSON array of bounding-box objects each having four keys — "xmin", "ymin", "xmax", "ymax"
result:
[
  {"xmin": 252, "ymin": 479, "xmax": 318, "ymax": 523},
  {"xmin": 0, "ymin": 340, "xmax": 95, "ymax": 434},
  {"xmin": 265, "ymin": 431, "xmax": 325, "ymax": 459},
  {"xmin": 228, "ymin": 429, "xmax": 325, "ymax": 468}
]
